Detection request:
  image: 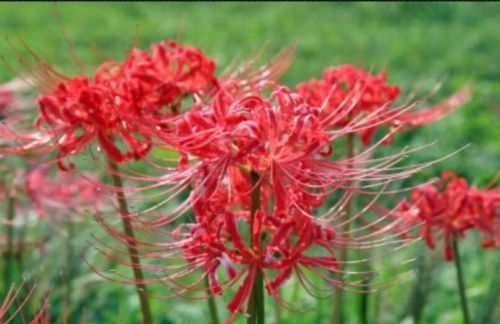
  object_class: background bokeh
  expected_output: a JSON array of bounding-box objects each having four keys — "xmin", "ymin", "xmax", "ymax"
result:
[{"xmin": 0, "ymin": 2, "xmax": 499, "ymax": 323}]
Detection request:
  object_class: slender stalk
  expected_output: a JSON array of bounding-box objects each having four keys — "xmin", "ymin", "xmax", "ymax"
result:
[
  {"xmin": 359, "ymin": 276, "xmax": 370, "ymax": 324},
  {"xmin": 1, "ymin": 196, "xmax": 16, "ymax": 321},
  {"xmin": 400, "ymin": 250, "xmax": 435, "ymax": 323},
  {"xmin": 108, "ymin": 160, "xmax": 153, "ymax": 324},
  {"xmin": 4, "ymin": 196, "xmax": 16, "ymax": 289},
  {"xmin": 452, "ymin": 236, "xmax": 471, "ymax": 324},
  {"xmin": 15, "ymin": 211, "xmax": 26, "ymax": 280},
  {"xmin": 204, "ymin": 276, "xmax": 220, "ymax": 324},
  {"xmin": 331, "ymin": 132, "xmax": 355, "ymax": 324},
  {"xmin": 475, "ymin": 257, "xmax": 500, "ymax": 324},
  {"xmin": 64, "ymin": 218, "xmax": 75, "ymax": 324},
  {"xmin": 247, "ymin": 171, "xmax": 265, "ymax": 324},
  {"xmin": 372, "ymin": 291, "xmax": 381, "ymax": 324},
  {"xmin": 355, "ymin": 221, "xmax": 372, "ymax": 324}
]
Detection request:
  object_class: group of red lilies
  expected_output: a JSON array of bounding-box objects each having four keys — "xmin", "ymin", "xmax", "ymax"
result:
[{"xmin": 0, "ymin": 39, "xmax": 498, "ymax": 324}]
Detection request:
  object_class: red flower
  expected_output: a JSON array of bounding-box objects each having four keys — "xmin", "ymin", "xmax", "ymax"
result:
[
  {"xmin": 297, "ymin": 65, "xmax": 400, "ymax": 118},
  {"xmin": 2, "ymin": 40, "xmax": 217, "ymax": 170},
  {"xmin": 95, "ymin": 40, "xmax": 218, "ymax": 111},
  {"xmin": 296, "ymin": 65, "xmax": 471, "ymax": 145},
  {"xmin": 381, "ymin": 172, "xmax": 500, "ymax": 260}
]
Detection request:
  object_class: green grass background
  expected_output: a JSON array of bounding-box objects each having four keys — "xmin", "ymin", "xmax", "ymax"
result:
[{"xmin": 0, "ymin": 2, "xmax": 499, "ymax": 323}]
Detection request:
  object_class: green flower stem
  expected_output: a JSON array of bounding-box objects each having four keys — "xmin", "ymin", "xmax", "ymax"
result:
[
  {"xmin": 4, "ymin": 196, "xmax": 16, "ymax": 290},
  {"xmin": 452, "ymin": 236, "xmax": 471, "ymax": 324},
  {"xmin": 205, "ymin": 276, "xmax": 220, "ymax": 324},
  {"xmin": 64, "ymin": 217, "xmax": 75, "ymax": 323},
  {"xmin": 331, "ymin": 132, "xmax": 355, "ymax": 324},
  {"xmin": 109, "ymin": 160, "xmax": 153, "ymax": 324}
]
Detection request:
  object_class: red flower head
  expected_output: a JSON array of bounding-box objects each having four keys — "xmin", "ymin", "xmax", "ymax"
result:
[
  {"xmin": 95, "ymin": 40, "xmax": 218, "ymax": 111},
  {"xmin": 296, "ymin": 65, "xmax": 471, "ymax": 145},
  {"xmin": 382, "ymin": 172, "xmax": 500, "ymax": 260},
  {"xmin": 297, "ymin": 65, "xmax": 400, "ymax": 117},
  {"xmin": 32, "ymin": 40, "xmax": 217, "ymax": 170}
]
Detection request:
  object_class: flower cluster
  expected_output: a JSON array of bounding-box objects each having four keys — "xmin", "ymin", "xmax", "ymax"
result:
[
  {"xmin": 1, "ymin": 40, "xmax": 300, "ymax": 323},
  {"xmin": 80, "ymin": 55, "xmax": 474, "ymax": 322},
  {"xmin": 381, "ymin": 172, "xmax": 499, "ymax": 260},
  {"xmin": 1, "ymin": 38, "xmax": 476, "ymax": 323}
]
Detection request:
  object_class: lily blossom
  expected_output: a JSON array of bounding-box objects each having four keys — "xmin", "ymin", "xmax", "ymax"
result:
[
  {"xmin": 378, "ymin": 172, "xmax": 500, "ymax": 260},
  {"xmin": 296, "ymin": 65, "xmax": 471, "ymax": 145}
]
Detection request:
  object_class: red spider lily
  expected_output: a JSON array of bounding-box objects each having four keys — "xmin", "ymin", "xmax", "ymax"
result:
[
  {"xmin": 296, "ymin": 65, "xmax": 471, "ymax": 145},
  {"xmin": 25, "ymin": 165, "xmax": 103, "ymax": 218},
  {"xmin": 93, "ymin": 40, "xmax": 218, "ymax": 112},
  {"xmin": 0, "ymin": 284, "xmax": 50, "ymax": 324},
  {"xmin": 93, "ymin": 83, "xmax": 439, "ymax": 322},
  {"xmin": 32, "ymin": 40, "xmax": 217, "ymax": 169},
  {"xmin": 1, "ymin": 41, "xmax": 217, "ymax": 169},
  {"xmin": 379, "ymin": 172, "xmax": 500, "ymax": 260}
]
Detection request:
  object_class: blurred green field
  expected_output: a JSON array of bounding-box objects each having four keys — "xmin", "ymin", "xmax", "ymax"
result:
[{"xmin": 0, "ymin": 2, "xmax": 499, "ymax": 324}]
